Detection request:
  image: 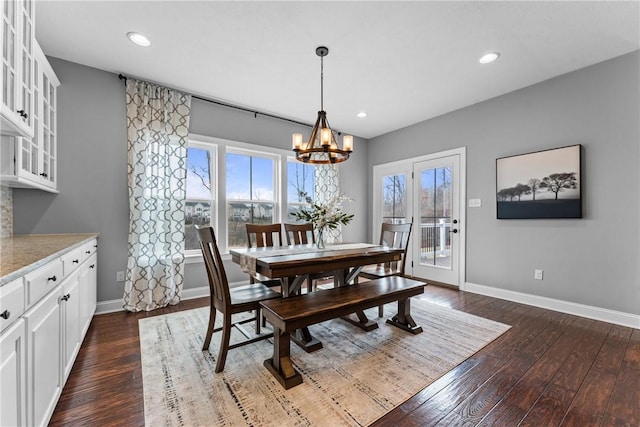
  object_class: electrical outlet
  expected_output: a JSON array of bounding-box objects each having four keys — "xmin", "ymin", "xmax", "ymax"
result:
[
  {"xmin": 534, "ymin": 269, "xmax": 543, "ymax": 280},
  {"xmin": 116, "ymin": 271, "xmax": 125, "ymax": 282},
  {"xmin": 468, "ymin": 198, "xmax": 482, "ymax": 208}
]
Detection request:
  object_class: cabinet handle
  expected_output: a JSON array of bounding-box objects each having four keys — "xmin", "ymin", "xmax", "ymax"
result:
[
  {"xmin": 39, "ymin": 172, "xmax": 48, "ymax": 178},
  {"xmin": 48, "ymin": 275, "xmax": 57, "ymax": 282},
  {"xmin": 61, "ymin": 294, "xmax": 71, "ymax": 301},
  {"xmin": 94, "ymin": 244, "xmax": 98, "ymax": 248},
  {"xmin": 0, "ymin": 310, "xmax": 10, "ymax": 320},
  {"xmin": 73, "ymin": 259, "xmax": 79, "ymax": 264},
  {"xmin": 85, "ymin": 250, "xmax": 91, "ymax": 254},
  {"xmin": 90, "ymin": 264, "xmax": 95, "ymax": 269}
]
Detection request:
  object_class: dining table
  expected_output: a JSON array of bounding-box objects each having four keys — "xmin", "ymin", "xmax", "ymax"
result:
[{"xmin": 229, "ymin": 242, "xmax": 405, "ymax": 352}]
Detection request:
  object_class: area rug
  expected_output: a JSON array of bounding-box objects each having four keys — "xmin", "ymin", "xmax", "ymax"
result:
[{"xmin": 139, "ymin": 300, "xmax": 510, "ymax": 426}]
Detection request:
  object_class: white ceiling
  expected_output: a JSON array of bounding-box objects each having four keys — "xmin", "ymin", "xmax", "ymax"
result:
[{"xmin": 36, "ymin": 1, "xmax": 639, "ymax": 139}]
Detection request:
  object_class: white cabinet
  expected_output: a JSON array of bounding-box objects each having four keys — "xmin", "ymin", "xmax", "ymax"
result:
[
  {"xmin": 0, "ymin": 0, "xmax": 35, "ymax": 138},
  {"xmin": 61, "ymin": 269, "xmax": 81, "ymax": 382},
  {"xmin": 0, "ymin": 40, "xmax": 59, "ymax": 192},
  {"xmin": 23, "ymin": 286, "xmax": 63, "ymax": 427},
  {"xmin": 0, "ymin": 318, "xmax": 27, "ymax": 426},
  {"xmin": 79, "ymin": 252, "xmax": 97, "ymax": 337},
  {"xmin": 0, "ymin": 235, "xmax": 97, "ymax": 426}
]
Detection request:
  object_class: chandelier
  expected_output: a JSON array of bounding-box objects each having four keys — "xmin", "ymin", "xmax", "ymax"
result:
[{"xmin": 292, "ymin": 46, "xmax": 353, "ymax": 164}]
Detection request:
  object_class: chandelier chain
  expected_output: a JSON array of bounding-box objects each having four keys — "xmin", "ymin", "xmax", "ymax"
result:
[{"xmin": 320, "ymin": 54, "xmax": 324, "ymax": 111}]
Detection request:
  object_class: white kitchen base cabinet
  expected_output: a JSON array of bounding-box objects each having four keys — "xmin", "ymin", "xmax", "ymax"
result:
[
  {"xmin": 0, "ymin": 318, "xmax": 27, "ymax": 427},
  {"xmin": 23, "ymin": 287, "xmax": 63, "ymax": 427},
  {"xmin": 0, "ymin": 234, "xmax": 98, "ymax": 427}
]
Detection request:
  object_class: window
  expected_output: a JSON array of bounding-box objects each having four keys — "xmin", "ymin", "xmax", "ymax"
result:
[
  {"xmin": 286, "ymin": 160, "xmax": 315, "ymax": 222},
  {"xmin": 184, "ymin": 135, "xmax": 317, "ymax": 256},
  {"xmin": 185, "ymin": 142, "xmax": 216, "ymax": 251},
  {"xmin": 226, "ymin": 150, "xmax": 277, "ymax": 249},
  {"xmin": 382, "ymin": 174, "xmax": 407, "ymax": 224}
]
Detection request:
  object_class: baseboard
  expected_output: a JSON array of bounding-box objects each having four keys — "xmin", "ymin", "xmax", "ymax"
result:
[
  {"xmin": 463, "ymin": 282, "xmax": 640, "ymax": 329},
  {"xmin": 95, "ymin": 281, "xmax": 248, "ymax": 315}
]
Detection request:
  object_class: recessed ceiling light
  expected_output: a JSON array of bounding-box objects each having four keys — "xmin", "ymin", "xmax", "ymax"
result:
[
  {"xmin": 127, "ymin": 32, "xmax": 151, "ymax": 47},
  {"xmin": 479, "ymin": 52, "xmax": 500, "ymax": 64},
  {"xmin": 356, "ymin": 111, "xmax": 368, "ymax": 118}
]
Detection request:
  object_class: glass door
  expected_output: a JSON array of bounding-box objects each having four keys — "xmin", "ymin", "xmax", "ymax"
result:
[{"xmin": 412, "ymin": 154, "xmax": 461, "ymax": 286}]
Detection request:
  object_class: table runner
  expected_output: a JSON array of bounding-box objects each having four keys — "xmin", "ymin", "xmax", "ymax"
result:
[{"xmin": 237, "ymin": 243, "xmax": 377, "ymax": 277}]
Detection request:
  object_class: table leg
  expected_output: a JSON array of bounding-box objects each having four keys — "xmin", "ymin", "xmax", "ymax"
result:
[
  {"xmin": 335, "ymin": 267, "xmax": 379, "ymax": 331},
  {"xmin": 263, "ymin": 326, "xmax": 303, "ymax": 389},
  {"xmin": 386, "ymin": 298, "xmax": 423, "ymax": 334}
]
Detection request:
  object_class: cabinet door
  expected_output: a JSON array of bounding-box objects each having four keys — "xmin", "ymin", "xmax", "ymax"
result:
[
  {"xmin": 1, "ymin": 0, "xmax": 19, "ymax": 116},
  {"xmin": 0, "ymin": 0, "xmax": 34, "ymax": 137},
  {"xmin": 61, "ymin": 270, "xmax": 81, "ymax": 381},
  {"xmin": 23, "ymin": 286, "xmax": 62, "ymax": 427},
  {"xmin": 0, "ymin": 318, "xmax": 26, "ymax": 427},
  {"xmin": 34, "ymin": 40, "xmax": 58, "ymax": 189},
  {"xmin": 17, "ymin": 0, "xmax": 34, "ymax": 130},
  {"xmin": 79, "ymin": 252, "xmax": 97, "ymax": 337}
]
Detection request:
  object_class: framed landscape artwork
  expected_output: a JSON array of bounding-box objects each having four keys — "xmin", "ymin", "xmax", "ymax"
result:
[{"xmin": 496, "ymin": 144, "xmax": 582, "ymax": 219}]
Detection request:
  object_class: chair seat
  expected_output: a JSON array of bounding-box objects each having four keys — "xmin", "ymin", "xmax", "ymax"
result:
[
  {"xmin": 230, "ymin": 283, "xmax": 282, "ymax": 305},
  {"xmin": 358, "ymin": 264, "xmax": 402, "ymax": 280}
]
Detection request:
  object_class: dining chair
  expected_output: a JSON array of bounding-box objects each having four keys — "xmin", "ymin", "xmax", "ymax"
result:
[
  {"xmin": 246, "ymin": 223, "xmax": 283, "ymax": 249},
  {"xmin": 283, "ymin": 223, "xmax": 329, "ymax": 292},
  {"xmin": 245, "ymin": 223, "xmax": 284, "ymax": 287},
  {"xmin": 357, "ymin": 222, "xmax": 413, "ymax": 317},
  {"xmin": 196, "ymin": 225, "xmax": 281, "ymax": 373}
]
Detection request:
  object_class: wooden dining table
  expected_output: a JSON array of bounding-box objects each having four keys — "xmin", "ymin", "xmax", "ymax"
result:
[{"xmin": 230, "ymin": 242, "xmax": 405, "ymax": 352}]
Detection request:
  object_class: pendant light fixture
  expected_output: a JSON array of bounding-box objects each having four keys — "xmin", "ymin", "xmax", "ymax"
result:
[{"xmin": 292, "ymin": 46, "xmax": 353, "ymax": 164}]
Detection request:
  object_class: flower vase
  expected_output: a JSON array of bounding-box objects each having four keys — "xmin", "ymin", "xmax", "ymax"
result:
[{"xmin": 315, "ymin": 227, "xmax": 326, "ymax": 249}]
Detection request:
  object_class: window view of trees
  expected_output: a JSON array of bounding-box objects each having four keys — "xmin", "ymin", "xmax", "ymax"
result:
[
  {"xmin": 287, "ymin": 161, "xmax": 315, "ymax": 222},
  {"xmin": 382, "ymin": 174, "xmax": 406, "ymax": 224},
  {"xmin": 419, "ymin": 166, "xmax": 452, "ymax": 266},
  {"xmin": 185, "ymin": 146, "xmax": 214, "ymax": 250}
]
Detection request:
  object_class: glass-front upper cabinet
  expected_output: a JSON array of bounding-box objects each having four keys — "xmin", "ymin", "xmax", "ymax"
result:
[
  {"xmin": 1, "ymin": 0, "xmax": 35, "ymax": 138},
  {"xmin": 0, "ymin": 40, "xmax": 59, "ymax": 193}
]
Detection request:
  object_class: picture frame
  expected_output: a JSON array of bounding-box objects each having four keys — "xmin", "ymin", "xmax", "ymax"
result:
[{"xmin": 496, "ymin": 144, "xmax": 582, "ymax": 219}]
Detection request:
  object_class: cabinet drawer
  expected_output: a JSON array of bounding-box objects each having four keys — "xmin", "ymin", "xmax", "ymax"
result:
[
  {"xmin": 61, "ymin": 248, "xmax": 82, "ymax": 277},
  {"xmin": 0, "ymin": 278, "xmax": 25, "ymax": 332},
  {"xmin": 24, "ymin": 259, "xmax": 63, "ymax": 306},
  {"xmin": 80, "ymin": 239, "xmax": 98, "ymax": 262}
]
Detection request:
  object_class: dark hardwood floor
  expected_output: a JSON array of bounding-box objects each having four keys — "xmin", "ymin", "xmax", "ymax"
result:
[{"xmin": 50, "ymin": 286, "xmax": 639, "ymax": 426}]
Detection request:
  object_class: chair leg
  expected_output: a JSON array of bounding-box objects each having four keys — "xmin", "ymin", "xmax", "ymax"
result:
[
  {"xmin": 255, "ymin": 308, "xmax": 262, "ymax": 334},
  {"xmin": 202, "ymin": 304, "xmax": 217, "ymax": 350},
  {"xmin": 378, "ymin": 304, "xmax": 384, "ymax": 317},
  {"xmin": 215, "ymin": 312, "xmax": 232, "ymax": 373}
]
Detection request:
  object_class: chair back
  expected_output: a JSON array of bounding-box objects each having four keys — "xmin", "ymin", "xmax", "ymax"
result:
[
  {"xmin": 246, "ymin": 223, "xmax": 283, "ymax": 248},
  {"xmin": 379, "ymin": 222, "xmax": 413, "ymax": 275},
  {"xmin": 196, "ymin": 226, "xmax": 231, "ymax": 310},
  {"xmin": 284, "ymin": 223, "xmax": 315, "ymax": 245}
]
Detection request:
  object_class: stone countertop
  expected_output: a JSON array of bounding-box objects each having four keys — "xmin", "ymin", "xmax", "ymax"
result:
[{"xmin": 0, "ymin": 233, "xmax": 99, "ymax": 285}]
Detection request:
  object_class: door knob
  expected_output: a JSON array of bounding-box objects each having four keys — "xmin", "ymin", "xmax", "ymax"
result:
[{"xmin": 449, "ymin": 229, "xmax": 458, "ymax": 234}]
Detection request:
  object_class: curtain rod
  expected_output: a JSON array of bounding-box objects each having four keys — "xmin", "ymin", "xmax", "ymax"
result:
[{"xmin": 118, "ymin": 73, "xmax": 312, "ymax": 128}]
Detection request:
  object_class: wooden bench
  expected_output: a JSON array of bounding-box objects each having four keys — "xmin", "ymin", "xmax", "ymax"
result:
[{"xmin": 259, "ymin": 276, "xmax": 426, "ymax": 389}]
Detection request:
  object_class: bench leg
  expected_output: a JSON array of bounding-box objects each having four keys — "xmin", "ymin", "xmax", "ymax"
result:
[
  {"xmin": 263, "ymin": 326, "xmax": 303, "ymax": 389},
  {"xmin": 386, "ymin": 298, "xmax": 423, "ymax": 334},
  {"xmin": 341, "ymin": 310, "xmax": 379, "ymax": 331},
  {"xmin": 291, "ymin": 327, "xmax": 323, "ymax": 353}
]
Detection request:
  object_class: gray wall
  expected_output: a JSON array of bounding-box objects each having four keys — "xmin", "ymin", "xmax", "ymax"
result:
[
  {"xmin": 368, "ymin": 51, "xmax": 640, "ymax": 315},
  {"xmin": 13, "ymin": 58, "xmax": 369, "ymax": 303}
]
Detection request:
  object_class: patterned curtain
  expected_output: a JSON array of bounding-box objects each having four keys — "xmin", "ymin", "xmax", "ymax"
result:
[
  {"xmin": 314, "ymin": 164, "xmax": 342, "ymax": 243},
  {"xmin": 123, "ymin": 79, "xmax": 192, "ymax": 312}
]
